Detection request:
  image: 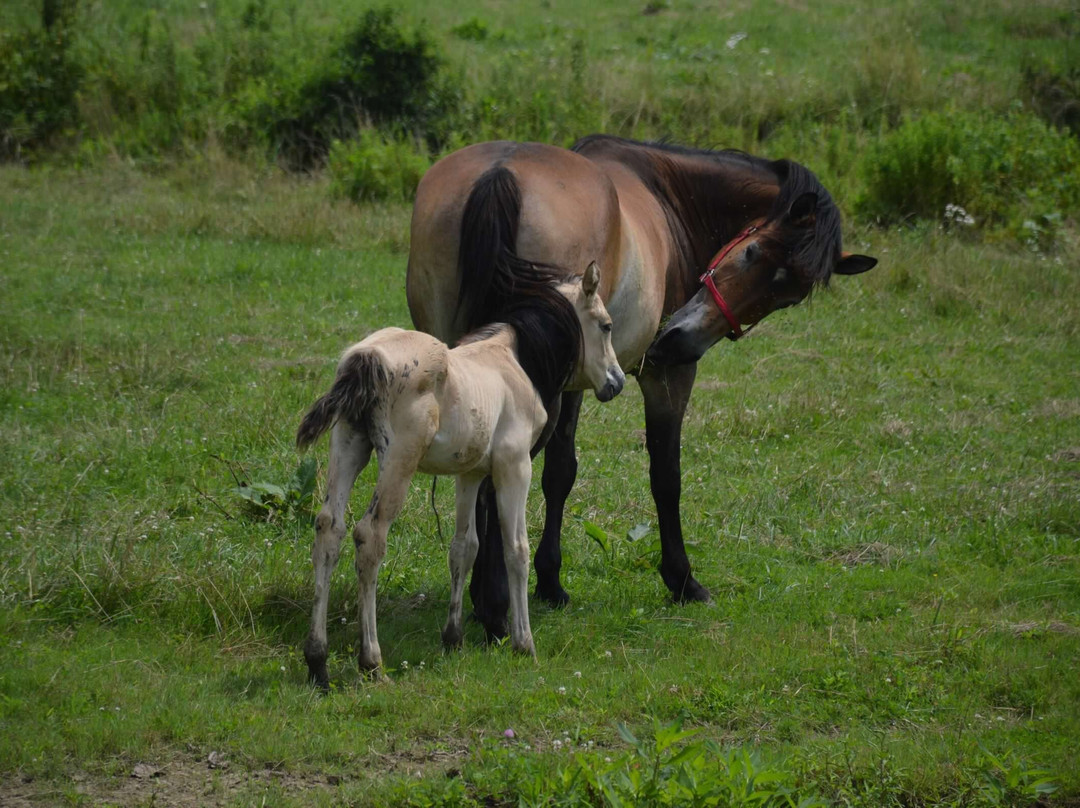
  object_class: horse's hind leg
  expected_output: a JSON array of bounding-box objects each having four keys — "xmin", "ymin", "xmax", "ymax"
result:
[
  {"xmin": 468, "ymin": 480, "xmax": 510, "ymax": 642},
  {"xmin": 442, "ymin": 475, "xmax": 483, "ymax": 649},
  {"xmin": 305, "ymin": 422, "xmax": 372, "ymax": 689},
  {"xmin": 534, "ymin": 391, "xmax": 584, "ymax": 607}
]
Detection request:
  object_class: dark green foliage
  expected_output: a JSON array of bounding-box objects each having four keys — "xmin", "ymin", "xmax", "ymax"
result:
[
  {"xmin": 0, "ymin": 1, "xmax": 82, "ymax": 159},
  {"xmin": 327, "ymin": 130, "xmax": 432, "ymax": 202},
  {"xmin": 1023, "ymin": 56, "xmax": 1080, "ymax": 138},
  {"xmin": 857, "ymin": 110, "xmax": 1080, "ymax": 244},
  {"xmin": 451, "ymin": 17, "xmax": 490, "ymax": 41},
  {"xmin": 266, "ymin": 7, "xmax": 458, "ymax": 168}
]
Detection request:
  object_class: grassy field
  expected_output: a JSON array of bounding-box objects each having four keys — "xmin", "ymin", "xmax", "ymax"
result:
[{"xmin": 2, "ymin": 0, "xmax": 1079, "ymax": 806}]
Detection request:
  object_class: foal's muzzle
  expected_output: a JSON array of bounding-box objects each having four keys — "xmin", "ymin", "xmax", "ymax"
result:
[{"xmin": 596, "ymin": 366, "xmax": 626, "ymax": 402}]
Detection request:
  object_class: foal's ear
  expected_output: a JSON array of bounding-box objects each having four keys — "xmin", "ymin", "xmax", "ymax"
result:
[
  {"xmin": 835, "ymin": 252, "xmax": 878, "ymax": 275},
  {"xmin": 583, "ymin": 261, "xmax": 601, "ymax": 298},
  {"xmin": 787, "ymin": 192, "xmax": 818, "ymax": 227}
]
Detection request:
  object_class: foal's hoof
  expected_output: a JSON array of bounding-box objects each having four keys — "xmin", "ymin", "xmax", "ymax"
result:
[
  {"xmin": 536, "ymin": 581, "xmax": 571, "ymax": 608},
  {"xmin": 441, "ymin": 624, "xmax": 465, "ymax": 650},
  {"xmin": 672, "ymin": 576, "xmax": 712, "ymax": 604},
  {"xmin": 512, "ymin": 638, "xmax": 537, "ymax": 659}
]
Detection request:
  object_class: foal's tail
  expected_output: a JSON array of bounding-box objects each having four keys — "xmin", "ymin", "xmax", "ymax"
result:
[
  {"xmin": 457, "ymin": 165, "xmax": 562, "ymax": 332},
  {"xmin": 296, "ymin": 351, "xmax": 388, "ymax": 449}
]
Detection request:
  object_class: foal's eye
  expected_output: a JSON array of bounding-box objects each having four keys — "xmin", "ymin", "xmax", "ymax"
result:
[{"xmin": 600, "ymin": 322, "xmax": 613, "ymax": 333}]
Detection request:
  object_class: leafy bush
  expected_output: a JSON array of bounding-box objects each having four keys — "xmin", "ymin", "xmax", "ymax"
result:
[
  {"xmin": 266, "ymin": 7, "xmax": 459, "ymax": 168},
  {"xmin": 0, "ymin": 1, "xmax": 82, "ymax": 159},
  {"xmin": 327, "ymin": 130, "xmax": 431, "ymax": 202},
  {"xmin": 858, "ymin": 109, "xmax": 1080, "ymax": 245}
]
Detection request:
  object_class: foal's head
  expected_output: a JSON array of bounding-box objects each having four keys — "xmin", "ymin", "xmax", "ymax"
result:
[
  {"xmin": 561, "ymin": 262, "xmax": 625, "ymax": 402},
  {"xmin": 648, "ymin": 191, "xmax": 877, "ymax": 365}
]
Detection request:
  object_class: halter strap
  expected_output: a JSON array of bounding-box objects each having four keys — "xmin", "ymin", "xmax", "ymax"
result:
[{"xmin": 699, "ymin": 225, "xmax": 758, "ymax": 341}]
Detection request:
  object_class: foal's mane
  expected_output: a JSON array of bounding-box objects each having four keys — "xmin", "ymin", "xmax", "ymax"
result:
[
  {"xmin": 457, "ymin": 165, "xmax": 583, "ymax": 408},
  {"xmin": 572, "ymin": 135, "xmax": 842, "ymax": 288}
]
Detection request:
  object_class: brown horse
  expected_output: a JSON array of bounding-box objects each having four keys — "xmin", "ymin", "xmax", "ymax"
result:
[{"xmin": 406, "ymin": 135, "xmax": 876, "ymax": 637}]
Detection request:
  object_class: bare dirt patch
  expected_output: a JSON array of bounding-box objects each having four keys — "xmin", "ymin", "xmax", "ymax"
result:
[
  {"xmin": 1, "ymin": 745, "xmax": 470, "ymax": 807},
  {"xmin": 2, "ymin": 761, "xmax": 330, "ymax": 807}
]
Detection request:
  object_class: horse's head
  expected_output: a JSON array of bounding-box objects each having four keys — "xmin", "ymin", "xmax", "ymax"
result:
[
  {"xmin": 562, "ymin": 262, "xmax": 625, "ymax": 401},
  {"xmin": 646, "ymin": 192, "xmax": 877, "ymax": 365}
]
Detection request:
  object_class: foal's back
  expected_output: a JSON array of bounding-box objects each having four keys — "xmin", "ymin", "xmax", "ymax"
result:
[{"xmin": 351, "ymin": 326, "xmax": 546, "ymax": 479}]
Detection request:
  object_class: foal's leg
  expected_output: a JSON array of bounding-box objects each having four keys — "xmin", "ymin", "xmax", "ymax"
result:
[
  {"xmin": 305, "ymin": 423, "xmax": 372, "ymax": 689},
  {"xmin": 354, "ymin": 419, "xmax": 433, "ymax": 674},
  {"xmin": 534, "ymin": 390, "xmax": 584, "ymax": 607},
  {"xmin": 638, "ymin": 362, "xmax": 711, "ymax": 603},
  {"xmin": 493, "ymin": 455, "xmax": 536, "ymax": 657},
  {"xmin": 442, "ymin": 475, "xmax": 483, "ymax": 649}
]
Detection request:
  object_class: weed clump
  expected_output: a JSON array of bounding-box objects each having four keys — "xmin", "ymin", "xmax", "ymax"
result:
[
  {"xmin": 857, "ymin": 109, "xmax": 1080, "ymax": 246},
  {"xmin": 327, "ymin": 130, "xmax": 432, "ymax": 203}
]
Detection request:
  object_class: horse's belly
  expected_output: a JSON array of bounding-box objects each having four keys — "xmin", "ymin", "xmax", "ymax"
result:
[{"xmin": 418, "ymin": 411, "xmax": 492, "ymax": 476}]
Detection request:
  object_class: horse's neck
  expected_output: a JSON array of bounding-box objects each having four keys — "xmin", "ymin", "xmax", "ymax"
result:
[{"xmin": 670, "ymin": 153, "xmax": 779, "ymax": 232}]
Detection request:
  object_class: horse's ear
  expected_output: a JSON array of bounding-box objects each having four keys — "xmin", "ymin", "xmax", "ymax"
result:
[
  {"xmin": 583, "ymin": 261, "xmax": 601, "ymax": 298},
  {"xmin": 787, "ymin": 192, "xmax": 818, "ymax": 227},
  {"xmin": 835, "ymin": 252, "xmax": 878, "ymax": 275}
]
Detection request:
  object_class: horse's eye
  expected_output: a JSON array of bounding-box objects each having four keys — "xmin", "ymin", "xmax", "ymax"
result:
[
  {"xmin": 743, "ymin": 243, "xmax": 760, "ymax": 263},
  {"xmin": 600, "ymin": 322, "xmax": 613, "ymax": 334}
]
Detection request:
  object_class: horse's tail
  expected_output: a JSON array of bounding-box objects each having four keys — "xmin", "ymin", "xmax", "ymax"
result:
[
  {"xmin": 296, "ymin": 350, "xmax": 388, "ymax": 449},
  {"xmin": 457, "ymin": 165, "xmax": 561, "ymax": 332}
]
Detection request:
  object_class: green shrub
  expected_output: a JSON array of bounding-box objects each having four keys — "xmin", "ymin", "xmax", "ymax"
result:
[
  {"xmin": 266, "ymin": 7, "xmax": 459, "ymax": 169},
  {"xmin": 327, "ymin": 130, "xmax": 431, "ymax": 202},
  {"xmin": 0, "ymin": 1, "xmax": 82, "ymax": 160},
  {"xmin": 858, "ymin": 109, "xmax": 1080, "ymax": 245}
]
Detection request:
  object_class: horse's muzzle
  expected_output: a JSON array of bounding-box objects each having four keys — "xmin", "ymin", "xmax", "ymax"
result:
[
  {"xmin": 646, "ymin": 324, "xmax": 709, "ymax": 366},
  {"xmin": 596, "ymin": 367, "xmax": 625, "ymax": 402}
]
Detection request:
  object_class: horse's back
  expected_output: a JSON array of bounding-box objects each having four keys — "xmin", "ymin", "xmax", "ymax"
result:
[{"xmin": 407, "ymin": 141, "xmax": 620, "ymax": 343}]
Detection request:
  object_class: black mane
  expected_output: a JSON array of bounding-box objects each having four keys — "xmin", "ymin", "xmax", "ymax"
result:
[
  {"xmin": 459, "ymin": 295, "xmax": 583, "ymax": 408},
  {"xmin": 457, "ymin": 165, "xmax": 582, "ymax": 408},
  {"xmin": 572, "ymin": 135, "xmax": 842, "ymax": 288}
]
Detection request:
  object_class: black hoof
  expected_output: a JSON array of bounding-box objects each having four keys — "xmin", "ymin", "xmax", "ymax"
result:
[
  {"xmin": 672, "ymin": 576, "xmax": 712, "ymax": 604},
  {"xmin": 480, "ymin": 617, "xmax": 509, "ymax": 644},
  {"xmin": 308, "ymin": 667, "xmax": 330, "ymax": 692},
  {"xmin": 536, "ymin": 582, "xmax": 571, "ymax": 608}
]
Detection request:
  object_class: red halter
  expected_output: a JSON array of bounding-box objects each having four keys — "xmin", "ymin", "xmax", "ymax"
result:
[{"xmin": 699, "ymin": 225, "xmax": 758, "ymax": 341}]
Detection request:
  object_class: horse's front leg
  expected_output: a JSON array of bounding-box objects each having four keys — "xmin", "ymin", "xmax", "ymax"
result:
[
  {"xmin": 442, "ymin": 475, "xmax": 483, "ymax": 649},
  {"xmin": 305, "ymin": 423, "xmax": 372, "ymax": 689},
  {"xmin": 534, "ymin": 390, "xmax": 584, "ymax": 607},
  {"xmin": 493, "ymin": 454, "xmax": 537, "ymax": 657},
  {"xmin": 638, "ymin": 362, "xmax": 711, "ymax": 603}
]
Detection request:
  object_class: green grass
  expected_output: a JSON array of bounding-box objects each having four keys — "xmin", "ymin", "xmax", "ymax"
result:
[{"xmin": 1, "ymin": 160, "xmax": 1077, "ymax": 805}]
